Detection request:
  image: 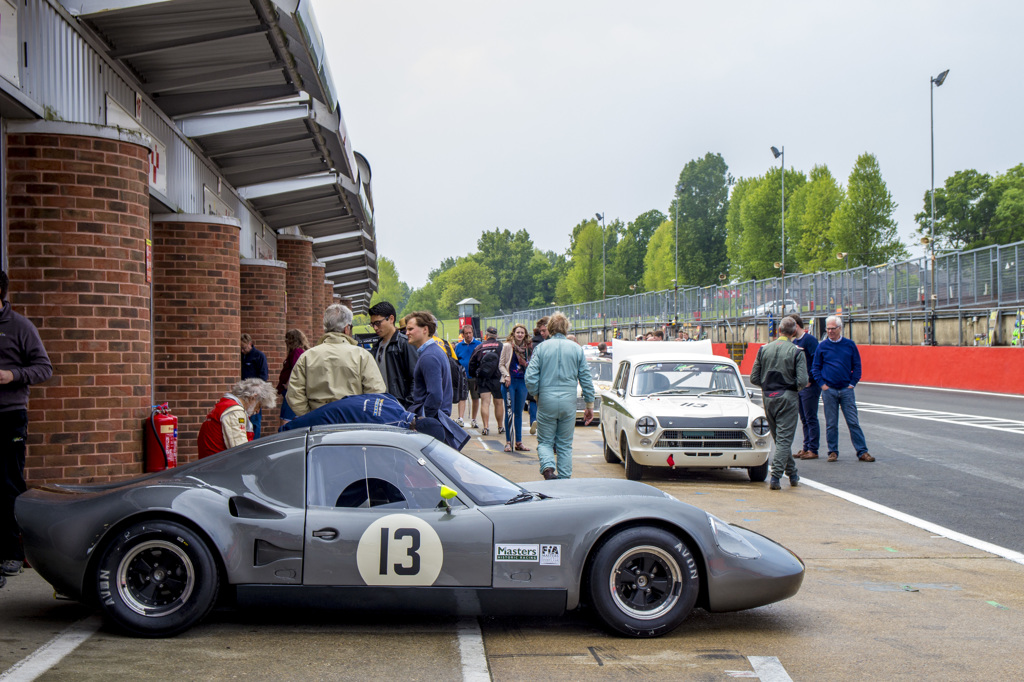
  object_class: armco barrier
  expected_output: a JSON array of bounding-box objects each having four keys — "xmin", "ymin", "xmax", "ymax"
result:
[{"xmin": 732, "ymin": 343, "xmax": 1024, "ymax": 395}]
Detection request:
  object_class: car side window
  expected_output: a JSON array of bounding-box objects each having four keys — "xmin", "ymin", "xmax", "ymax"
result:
[
  {"xmin": 613, "ymin": 362, "xmax": 630, "ymax": 391},
  {"xmin": 307, "ymin": 445, "xmax": 448, "ymax": 511}
]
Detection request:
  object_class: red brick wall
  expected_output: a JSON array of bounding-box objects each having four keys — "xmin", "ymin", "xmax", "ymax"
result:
[
  {"xmin": 311, "ymin": 262, "xmax": 325, "ymax": 334},
  {"xmin": 5, "ymin": 130, "xmax": 151, "ymax": 484},
  {"xmin": 324, "ymin": 280, "xmax": 336, "ymax": 314},
  {"xmin": 240, "ymin": 259, "xmax": 287, "ymax": 435},
  {"xmin": 277, "ymin": 235, "xmax": 315, "ymax": 341},
  {"xmin": 152, "ymin": 215, "xmax": 240, "ymax": 463}
]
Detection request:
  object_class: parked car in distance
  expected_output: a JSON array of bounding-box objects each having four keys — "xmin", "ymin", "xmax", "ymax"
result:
[
  {"xmin": 577, "ymin": 356, "xmax": 613, "ymax": 423},
  {"xmin": 741, "ymin": 299, "xmax": 799, "ymax": 318}
]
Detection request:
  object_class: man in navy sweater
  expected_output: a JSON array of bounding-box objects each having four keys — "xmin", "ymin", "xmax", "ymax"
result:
[
  {"xmin": 240, "ymin": 333, "xmax": 269, "ymax": 438},
  {"xmin": 791, "ymin": 314, "xmax": 821, "ymax": 460},
  {"xmin": 404, "ymin": 311, "xmax": 452, "ymax": 420},
  {"xmin": 811, "ymin": 315, "xmax": 874, "ymax": 463}
]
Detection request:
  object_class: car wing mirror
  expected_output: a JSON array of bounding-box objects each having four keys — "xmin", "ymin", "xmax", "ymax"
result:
[
  {"xmin": 439, "ymin": 485, "xmax": 459, "ymax": 513},
  {"xmin": 616, "ymin": 388, "xmax": 625, "ymax": 398},
  {"xmin": 747, "ymin": 389, "xmax": 755, "ymax": 399}
]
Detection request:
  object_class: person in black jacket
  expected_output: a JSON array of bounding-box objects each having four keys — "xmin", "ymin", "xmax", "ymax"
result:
[
  {"xmin": 240, "ymin": 333, "xmax": 269, "ymax": 438},
  {"xmin": 369, "ymin": 301, "xmax": 419, "ymax": 408},
  {"xmin": 468, "ymin": 327, "xmax": 504, "ymax": 435}
]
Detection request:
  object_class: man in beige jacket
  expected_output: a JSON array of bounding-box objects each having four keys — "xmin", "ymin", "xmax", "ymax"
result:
[{"xmin": 287, "ymin": 304, "xmax": 387, "ymax": 417}]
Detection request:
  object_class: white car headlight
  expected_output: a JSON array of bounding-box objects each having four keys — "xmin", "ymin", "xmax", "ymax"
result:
[
  {"xmin": 707, "ymin": 514, "xmax": 761, "ymax": 559},
  {"xmin": 636, "ymin": 416, "xmax": 657, "ymax": 436},
  {"xmin": 752, "ymin": 416, "xmax": 770, "ymax": 436}
]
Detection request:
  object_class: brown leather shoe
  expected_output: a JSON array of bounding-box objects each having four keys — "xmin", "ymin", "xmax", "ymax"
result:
[
  {"xmin": 858, "ymin": 452, "xmax": 875, "ymax": 462},
  {"xmin": 827, "ymin": 452, "xmax": 839, "ymax": 462},
  {"xmin": 542, "ymin": 467, "xmax": 557, "ymax": 480},
  {"xmin": 796, "ymin": 449, "xmax": 806, "ymax": 457},
  {"xmin": 799, "ymin": 451, "xmax": 819, "ymax": 460}
]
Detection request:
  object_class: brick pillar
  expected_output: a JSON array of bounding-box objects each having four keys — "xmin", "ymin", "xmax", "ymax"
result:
[
  {"xmin": 311, "ymin": 261, "xmax": 326, "ymax": 330},
  {"xmin": 5, "ymin": 123, "xmax": 152, "ymax": 484},
  {"xmin": 277, "ymin": 235, "xmax": 315, "ymax": 341},
  {"xmin": 324, "ymin": 279, "xmax": 336, "ymax": 314},
  {"xmin": 240, "ymin": 259, "xmax": 287, "ymax": 435},
  {"xmin": 152, "ymin": 214, "xmax": 240, "ymax": 464}
]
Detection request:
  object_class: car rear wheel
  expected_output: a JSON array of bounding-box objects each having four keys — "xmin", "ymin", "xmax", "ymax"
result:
[
  {"xmin": 588, "ymin": 527, "xmax": 699, "ymax": 637},
  {"xmin": 95, "ymin": 520, "xmax": 219, "ymax": 637},
  {"xmin": 602, "ymin": 424, "xmax": 620, "ymax": 463},
  {"xmin": 622, "ymin": 437, "xmax": 643, "ymax": 481},
  {"xmin": 747, "ymin": 460, "xmax": 769, "ymax": 482}
]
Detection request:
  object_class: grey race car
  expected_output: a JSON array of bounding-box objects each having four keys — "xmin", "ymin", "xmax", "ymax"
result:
[{"xmin": 15, "ymin": 425, "xmax": 804, "ymax": 638}]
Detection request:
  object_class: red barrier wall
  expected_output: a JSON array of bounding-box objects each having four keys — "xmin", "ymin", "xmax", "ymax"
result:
[{"xmin": 734, "ymin": 342, "xmax": 1024, "ymax": 395}]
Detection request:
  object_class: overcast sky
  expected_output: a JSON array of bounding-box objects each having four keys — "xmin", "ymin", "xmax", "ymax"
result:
[{"xmin": 312, "ymin": 1, "xmax": 1024, "ymax": 289}]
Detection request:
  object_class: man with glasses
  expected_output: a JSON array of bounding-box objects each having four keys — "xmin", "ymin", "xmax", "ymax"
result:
[
  {"xmin": 368, "ymin": 301, "xmax": 419, "ymax": 408},
  {"xmin": 811, "ymin": 315, "xmax": 874, "ymax": 463}
]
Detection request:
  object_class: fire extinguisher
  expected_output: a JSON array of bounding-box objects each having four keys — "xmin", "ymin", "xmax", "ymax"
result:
[{"xmin": 144, "ymin": 403, "xmax": 178, "ymax": 472}]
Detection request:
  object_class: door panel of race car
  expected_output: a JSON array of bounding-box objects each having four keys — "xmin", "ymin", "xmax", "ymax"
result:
[{"xmin": 303, "ymin": 444, "xmax": 493, "ymax": 587}]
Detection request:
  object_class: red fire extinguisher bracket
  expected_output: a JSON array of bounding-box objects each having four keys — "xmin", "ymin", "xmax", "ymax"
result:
[{"xmin": 144, "ymin": 403, "xmax": 179, "ymax": 472}]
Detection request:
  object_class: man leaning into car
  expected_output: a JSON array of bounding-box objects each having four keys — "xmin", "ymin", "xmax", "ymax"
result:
[{"xmin": 749, "ymin": 316, "xmax": 808, "ymax": 490}]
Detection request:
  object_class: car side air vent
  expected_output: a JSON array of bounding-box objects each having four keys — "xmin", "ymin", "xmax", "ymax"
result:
[{"xmin": 229, "ymin": 496, "xmax": 286, "ymax": 520}]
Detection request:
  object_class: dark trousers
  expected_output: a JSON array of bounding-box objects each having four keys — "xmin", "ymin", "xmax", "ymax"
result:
[
  {"xmin": 797, "ymin": 384, "xmax": 821, "ymax": 453},
  {"xmin": 1, "ymin": 409, "xmax": 28, "ymax": 561}
]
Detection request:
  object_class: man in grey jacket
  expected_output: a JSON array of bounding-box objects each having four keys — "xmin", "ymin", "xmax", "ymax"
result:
[
  {"xmin": 749, "ymin": 316, "xmax": 808, "ymax": 490},
  {"xmin": 0, "ymin": 271, "xmax": 53, "ymax": 584}
]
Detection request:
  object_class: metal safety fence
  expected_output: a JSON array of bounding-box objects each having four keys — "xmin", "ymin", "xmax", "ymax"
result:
[{"xmin": 482, "ymin": 239, "xmax": 1024, "ymax": 336}]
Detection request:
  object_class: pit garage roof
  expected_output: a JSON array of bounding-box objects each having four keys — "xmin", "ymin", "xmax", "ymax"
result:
[{"xmin": 60, "ymin": 0, "xmax": 378, "ymax": 308}]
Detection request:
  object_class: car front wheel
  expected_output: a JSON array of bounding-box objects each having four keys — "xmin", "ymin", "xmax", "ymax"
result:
[
  {"xmin": 622, "ymin": 438, "xmax": 643, "ymax": 481},
  {"xmin": 95, "ymin": 520, "xmax": 219, "ymax": 637},
  {"xmin": 748, "ymin": 460, "xmax": 769, "ymax": 482},
  {"xmin": 588, "ymin": 527, "xmax": 699, "ymax": 637},
  {"xmin": 602, "ymin": 424, "xmax": 620, "ymax": 463}
]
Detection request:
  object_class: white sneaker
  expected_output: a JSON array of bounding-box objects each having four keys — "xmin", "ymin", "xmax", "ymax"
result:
[
  {"xmin": 530, "ymin": 421, "xmax": 537, "ymax": 435},
  {"xmin": 471, "ymin": 419, "xmax": 479, "ymax": 429},
  {"xmin": 456, "ymin": 417, "xmax": 465, "ymax": 427}
]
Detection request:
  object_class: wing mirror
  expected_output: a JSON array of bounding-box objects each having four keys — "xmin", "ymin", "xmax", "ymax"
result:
[
  {"xmin": 747, "ymin": 389, "xmax": 755, "ymax": 400},
  {"xmin": 439, "ymin": 485, "xmax": 459, "ymax": 513},
  {"xmin": 616, "ymin": 388, "xmax": 625, "ymax": 398}
]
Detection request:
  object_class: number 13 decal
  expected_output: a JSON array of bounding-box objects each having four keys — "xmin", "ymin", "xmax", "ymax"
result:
[
  {"xmin": 357, "ymin": 514, "xmax": 443, "ymax": 586},
  {"xmin": 380, "ymin": 527, "xmax": 420, "ymax": 576}
]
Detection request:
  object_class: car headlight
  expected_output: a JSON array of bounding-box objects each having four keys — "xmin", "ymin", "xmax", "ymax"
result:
[
  {"xmin": 636, "ymin": 416, "xmax": 657, "ymax": 436},
  {"xmin": 751, "ymin": 416, "xmax": 770, "ymax": 436},
  {"xmin": 707, "ymin": 514, "xmax": 761, "ymax": 559}
]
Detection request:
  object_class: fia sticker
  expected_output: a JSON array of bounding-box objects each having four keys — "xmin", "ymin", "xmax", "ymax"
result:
[
  {"xmin": 540, "ymin": 544, "xmax": 561, "ymax": 566},
  {"xmin": 356, "ymin": 514, "xmax": 443, "ymax": 586},
  {"xmin": 494, "ymin": 544, "xmax": 539, "ymax": 562}
]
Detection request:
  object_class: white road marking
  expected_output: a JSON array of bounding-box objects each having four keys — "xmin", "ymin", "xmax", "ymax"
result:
[
  {"xmin": 801, "ymin": 478, "xmax": 1024, "ymax": 566},
  {"xmin": 477, "ymin": 437, "xmax": 490, "ymax": 451},
  {"xmin": 857, "ymin": 402, "xmax": 1024, "ymax": 435},
  {"xmin": 0, "ymin": 615, "xmax": 102, "ymax": 681},
  {"xmin": 860, "ymin": 381, "xmax": 1024, "ymax": 398},
  {"xmin": 747, "ymin": 656, "xmax": 794, "ymax": 681},
  {"xmin": 457, "ymin": 617, "xmax": 491, "ymax": 682}
]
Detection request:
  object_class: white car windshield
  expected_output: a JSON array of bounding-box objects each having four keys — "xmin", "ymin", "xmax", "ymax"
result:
[
  {"xmin": 631, "ymin": 361, "xmax": 745, "ymax": 397},
  {"xmin": 589, "ymin": 359, "xmax": 613, "ymax": 382}
]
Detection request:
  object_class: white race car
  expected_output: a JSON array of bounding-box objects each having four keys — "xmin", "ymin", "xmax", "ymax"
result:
[
  {"xmin": 577, "ymin": 355, "xmax": 613, "ymax": 423},
  {"xmin": 599, "ymin": 340, "xmax": 773, "ymax": 481}
]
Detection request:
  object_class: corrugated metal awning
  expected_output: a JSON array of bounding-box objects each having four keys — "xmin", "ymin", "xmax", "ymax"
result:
[{"xmin": 60, "ymin": 0, "xmax": 377, "ymax": 307}]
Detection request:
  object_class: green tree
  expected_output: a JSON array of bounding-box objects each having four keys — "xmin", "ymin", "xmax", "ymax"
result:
[
  {"xmin": 401, "ymin": 281, "xmax": 440, "ymax": 318},
  {"xmin": 564, "ymin": 220, "xmax": 604, "ymax": 302},
  {"xmin": 642, "ymin": 220, "xmax": 676, "ymax": 291},
  {"xmin": 528, "ymin": 249, "xmax": 567, "ymax": 308},
  {"xmin": 788, "ymin": 165, "xmax": 844, "ymax": 272},
  {"xmin": 436, "ymin": 259, "xmax": 497, "ymax": 317},
  {"xmin": 830, "ymin": 153, "xmax": 908, "ymax": 265},
  {"xmin": 733, "ymin": 168, "xmax": 806, "ymax": 280},
  {"xmin": 616, "ymin": 209, "xmax": 665, "ymax": 291},
  {"xmin": 914, "ymin": 169, "xmax": 994, "ymax": 250},
  {"xmin": 724, "ymin": 176, "xmax": 755, "ymax": 278},
  {"xmin": 475, "ymin": 228, "xmax": 537, "ymax": 311},
  {"xmin": 428, "ymin": 256, "xmax": 459, "ymax": 282},
  {"xmin": 982, "ymin": 164, "xmax": 1024, "ymax": 247},
  {"xmin": 369, "ymin": 256, "xmax": 410, "ymax": 311},
  {"xmin": 669, "ymin": 152, "xmax": 732, "ymax": 285}
]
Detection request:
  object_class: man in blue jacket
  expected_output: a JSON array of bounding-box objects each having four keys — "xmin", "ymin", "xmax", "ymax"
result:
[
  {"xmin": 811, "ymin": 315, "xmax": 874, "ymax": 463},
  {"xmin": 791, "ymin": 314, "xmax": 821, "ymax": 460},
  {"xmin": 240, "ymin": 333, "xmax": 269, "ymax": 437}
]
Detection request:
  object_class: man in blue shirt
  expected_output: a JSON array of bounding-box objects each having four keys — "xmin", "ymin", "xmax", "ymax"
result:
[
  {"xmin": 454, "ymin": 325, "xmax": 481, "ymax": 428},
  {"xmin": 405, "ymin": 311, "xmax": 453, "ymax": 420},
  {"xmin": 791, "ymin": 315, "xmax": 821, "ymax": 460},
  {"xmin": 811, "ymin": 315, "xmax": 874, "ymax": 463},
  {"xmin": 240, "ymin": 333, "xmax": 269, "ymax": 438}
]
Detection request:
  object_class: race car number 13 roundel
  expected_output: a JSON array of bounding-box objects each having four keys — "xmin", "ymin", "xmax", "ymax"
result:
[{"xmin": 355, "ymin": 514, "xmax": 444, "ymax": 586}]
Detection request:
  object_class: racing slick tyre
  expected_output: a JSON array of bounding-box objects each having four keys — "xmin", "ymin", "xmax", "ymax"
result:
[
  {"xmin": 95, "ymin": 520, "xmax": 220, "ymax": 637},
  {"xmin": 588, "ymin": 526, "xmax": 699, "ymax": 638},
  {"xmin": 747, "ymin": 460, "xmax": 769, "ymax": 482},
  {"xmin": 622, "ymin": 438, "xmax": 644, "ymax": 481},
  {"xmin": 602, "ymin": 424, "xmax": 620, "ymax": 463}
]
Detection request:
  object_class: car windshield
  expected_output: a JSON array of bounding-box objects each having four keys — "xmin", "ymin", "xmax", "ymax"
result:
[
  {"xmin": 589, "ymin": 359, "xmax": 613, "ymax": 382},
  {"xmin": 422, "ymin": 439, "xmax": 525, "ymax": 506},
  {"xmin": 631, "ymin": 361, "xmax": 745, "ymax": 397}
]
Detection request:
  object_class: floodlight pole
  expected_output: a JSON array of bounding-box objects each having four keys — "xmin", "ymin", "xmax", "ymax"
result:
[{"xmin": 929, "ymin": 69, "xmax": 948, "ymax": 346}]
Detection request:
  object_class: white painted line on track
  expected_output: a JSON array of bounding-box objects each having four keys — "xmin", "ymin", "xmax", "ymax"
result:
[
  {"xmin": 0, "ymin": 615, "xmax": 102, "ymax": 681},
  {"xmin": 477, "ymin": 437, "xmax": 490, "ymax": 451},
  {"xmin": 747, "ymin": 656, "xmax": 794, "ymax": 681},
  {"xmin": 456, "ymin": 617, "xmax": 491, "ymax": 682},
  {"xmin": 857, "ymin": 402, "xmax": 1024, "ymax": 435},
  {"xmin": 801, "ymin": 478, "xmax": 1024, "ymax": 566},
  {"xmin": 859, "ymin": 381, "xmax": 1024, "ymax": 398}
]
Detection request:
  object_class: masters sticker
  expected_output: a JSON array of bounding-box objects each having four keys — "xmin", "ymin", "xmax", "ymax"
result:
[
  {"xmin": 494, "ymin": 544, "xmax": 539, "ymax": 562},
  {"xmin": 540, "ymin": 544, "xmax": 561, "ymax": 566}
]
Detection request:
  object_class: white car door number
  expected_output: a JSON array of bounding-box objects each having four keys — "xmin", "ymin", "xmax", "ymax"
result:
[{"xmin": 356, "ymin": 514, "xmax": 444, "ymax": 586}]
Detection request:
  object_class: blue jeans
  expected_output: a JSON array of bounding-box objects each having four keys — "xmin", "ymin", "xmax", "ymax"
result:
[
  {"xmin": 821, "ymin": 386, "xmax": 868, "ymax": 455},
  {"xmin": 536, "ymin": 398, "xmax": 577, "ymax": 478},
  {"xmin": 502, "ymin": 376, "xmax": 527, "ymax": 443},
  {"xmin": 528, "ymin": 398, "xmax": 537, "ymax": 425},
  {"xmin": 250, "ymin": 409, "xmax": 262, "ymax": 439},
  {"xmin": 798, "ymin": 384, "xmax": 821, "ymax": 453}
]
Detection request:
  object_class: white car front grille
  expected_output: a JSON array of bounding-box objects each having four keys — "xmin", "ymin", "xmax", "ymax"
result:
[{"xmin": 655, "ymin": 430, "xmax": 753, "ymax": 450}]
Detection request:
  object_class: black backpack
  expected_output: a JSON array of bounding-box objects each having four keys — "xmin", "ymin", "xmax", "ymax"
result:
[{"xmin": 473, "ymin": 342, "xmax": 502, "ymax": 381}]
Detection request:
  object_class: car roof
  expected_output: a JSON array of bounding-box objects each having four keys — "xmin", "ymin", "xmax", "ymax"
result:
[{"xmin": 611, "ymin": 339, "xmax": 728, "ymax": 376}]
